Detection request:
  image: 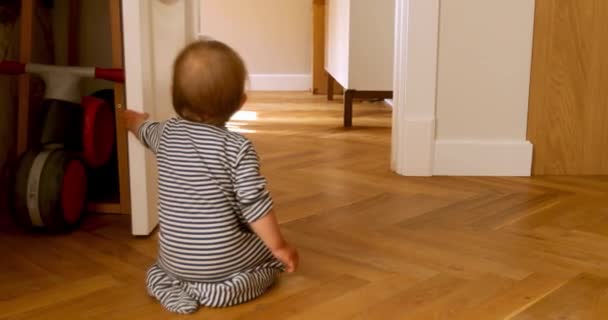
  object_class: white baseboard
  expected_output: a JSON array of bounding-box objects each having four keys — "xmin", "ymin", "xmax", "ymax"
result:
[
  {"xmin": 392, "ymin": 118, "xmax": 436, "ymax": 176},
  {"xmin": 248, "ymin": 74, "xmax": 311, "ymax": 91},
  {"xmin": 384, "ymin": 99, "xmax": 394, "ymax": 108},
  {"xmin": 434, "ymin": 140, "xmax": 533, "ymax": 176}
]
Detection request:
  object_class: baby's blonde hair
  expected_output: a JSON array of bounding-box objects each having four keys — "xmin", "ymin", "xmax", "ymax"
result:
[{"xmin": 172, "ymin": 39, "xmax": 247, "ymax": 126}]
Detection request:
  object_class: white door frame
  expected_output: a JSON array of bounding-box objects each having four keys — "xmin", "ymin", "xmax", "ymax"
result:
[
  {"xmin": 122, "ymin": 0, "xmax": 159, "ymax": 236},
  {"xmin": 184, "ymin": 0, "xmax": 200, "ymax": 43},
  {"xmin": 123, "ymin": 0, "xmax": 198, "ymax": 236},
  {"xmin": 391, "ymin": 0, "xmax": 440, "ymax": 176},
  {"xmin": 122, "ymin": 0, "xmax": 440, "ymax": 235}
]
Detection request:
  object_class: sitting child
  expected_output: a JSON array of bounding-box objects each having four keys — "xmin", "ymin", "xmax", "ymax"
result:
[{"xmin": 121, "ymin": 39, "xmax": 299, "ymax": 314}]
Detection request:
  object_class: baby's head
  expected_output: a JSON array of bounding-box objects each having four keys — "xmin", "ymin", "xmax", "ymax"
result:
[{"xmin": 172, "ymin": 39, "xmax": 247, "ymax": 126}]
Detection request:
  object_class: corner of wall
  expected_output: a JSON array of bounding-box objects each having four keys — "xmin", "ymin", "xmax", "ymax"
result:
[
  {"xmin": 392, "ymin": 118, "xmax": 436, "ymax": 176},
  {"xmin": 391, "ymin": 0, "xmax": 440, "ymax": 177}
]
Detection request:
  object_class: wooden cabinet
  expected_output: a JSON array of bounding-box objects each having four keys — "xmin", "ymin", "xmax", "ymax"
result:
[
  {"xmin": 324, "ymin": 0, "xmax": 395, "ymax": 127},
  {"xmin": 16, "ymin": 0, "xmax": 130, "ymax": 215}
]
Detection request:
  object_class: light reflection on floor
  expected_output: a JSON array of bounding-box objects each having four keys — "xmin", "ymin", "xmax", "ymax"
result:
[
  {"xmin": 227, "ymin": 111, "xmax": 258, "ymax": 133},
  {"xmin": 231, "ymin": 110, "xmax": 257, "ymax": 121}
]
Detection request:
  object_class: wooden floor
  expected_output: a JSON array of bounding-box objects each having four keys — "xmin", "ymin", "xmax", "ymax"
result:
[{"xmin": 2, "ymin": 92, "xmax": 608, "ymax": 319}]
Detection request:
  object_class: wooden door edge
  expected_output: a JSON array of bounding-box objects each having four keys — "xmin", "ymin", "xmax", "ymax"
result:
[
  {"xmin": 109, "ymin": 0, "xmax": 131, "ymax": 215},
  {"xmin": 311, "ymin": 0, "xmax": 343, "ymax": 95}
]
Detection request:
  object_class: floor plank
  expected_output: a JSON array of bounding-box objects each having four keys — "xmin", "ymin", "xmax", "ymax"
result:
[{"xmin": 512, "ymin": 273, "xmax": 608, "ymax": 320}]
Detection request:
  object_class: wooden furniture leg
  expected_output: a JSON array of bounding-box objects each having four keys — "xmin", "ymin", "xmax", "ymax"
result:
[
  {"xmin": 109, "ymin": 0, "xmax": 131, "ymax": 215},
  {"xmin": 17, "ymin": 0, "xmax": 35, "ymax": 156},
  {"xmin": 312, "ymin": 0, "xmax": 325, "ymax": 94},
  {"xmin": 343, "ymin": 90, "xmax": 393, "ymax": 128},
  {"xmin": 327, "ymin": 72, "xmax": 334, "ymax": 101},
  {"xmin": 344, "ymin": 89, "xmax": 355, "ymax": 127}
]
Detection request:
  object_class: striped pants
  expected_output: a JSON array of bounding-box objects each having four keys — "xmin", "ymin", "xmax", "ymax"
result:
[{"xmin": 146, "ymin": 263, "xmax": 282, "ymax": 314}]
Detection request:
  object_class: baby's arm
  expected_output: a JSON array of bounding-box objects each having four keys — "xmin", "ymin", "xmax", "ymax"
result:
[
  {"xmin": 121, "ymin": 109, "xmax": 149, "ymax": 136},
  {"xmin": 249, "ymin": 210, "xmax": 299, "ymax": 273},
  {"xmin": 120, "ymin": 109, "xmax": 164, "ymax": 154},
  {"xmin": 235, "ymin": 141, "xmax": 299, "ymax": 272}
]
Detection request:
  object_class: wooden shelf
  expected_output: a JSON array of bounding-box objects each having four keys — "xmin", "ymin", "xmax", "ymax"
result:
[
  {"xmin": 87, "ymin": 202, "xmax": 125, "ymax": 215},
  {"xmin": 17, "ymin": 0, "xmax": 131, "ymax": 216}
]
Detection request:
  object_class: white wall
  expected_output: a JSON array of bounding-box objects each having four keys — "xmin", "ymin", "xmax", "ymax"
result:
[
  {"xmin": 436, "ymin": 0, "xmax": 535, "ymax": 140},
  {"xmin": 199, "ymin": 0, "xmax": 312, "ymax": 91},
  {"xmin": 432, "ymin": 0, "xmax": 535, "ymax": 175}
]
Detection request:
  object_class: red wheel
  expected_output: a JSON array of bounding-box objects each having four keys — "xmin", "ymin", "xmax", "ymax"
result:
[
  {"xmin": 81, "ymin": 96, "xmax": 115, "ymax": 168},
  {"xmin": 9, "ymin": 148, "xmax": 87, "ymax": 232},
  {"xmin": 61, "ymin": 160, "xmax": 87, "ymax": 225}
]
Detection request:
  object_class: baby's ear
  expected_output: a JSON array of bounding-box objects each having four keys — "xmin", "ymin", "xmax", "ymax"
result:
[{"xmin": 240, "ymin": 94, "xmax": 248, "ymax": 107}]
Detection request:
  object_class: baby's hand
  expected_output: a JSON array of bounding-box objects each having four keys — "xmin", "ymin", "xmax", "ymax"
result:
[
  {"xmin": 273, "ymin": 243, "xmax": 299, "ymax": 273},
  {"xmin": 120, "ymin": 109, "xmax": 149, "ymax": 135},
  {"xmin": 248, "ymin": 210, "xmax": 299, "ymax": 273}
]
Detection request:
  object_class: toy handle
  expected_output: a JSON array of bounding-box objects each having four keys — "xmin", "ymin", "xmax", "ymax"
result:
[
  {"xmin": 95, "ymin": 68, "xmax": 124, "ymax": 83},
  {"xmin": 0, "ymin": 61, "xmax": 26, "ymax": 75},
  {"xmin": 0, "ymin": 61, "xmax": 124, "ymax": 83}
]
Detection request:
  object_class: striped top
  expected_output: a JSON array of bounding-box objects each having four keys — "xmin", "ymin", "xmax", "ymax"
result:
[{"xmin": 138, "ymin": 117, "xmax": 281, "ymax": 282}]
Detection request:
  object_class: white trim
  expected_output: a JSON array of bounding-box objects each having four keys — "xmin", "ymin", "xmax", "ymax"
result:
[
  {"xmin": 434, "ymin": 140, "xmax": 533, "ymax": 176},
  {"xmin": 184, "ymin": 0, "xmax": 200, "ymax": 43},
  {"xmin": 391, "ymin": 0, "xmax": 441, "ymax": 176},
  {"xmin": 384, "ymin": 99, "xmax": 394, "ymax": 108},
  {"xmin": 392, "ymin": 118, "xmax": 436, "ymax": 175},
  {"xmin": 122, "ymin": 0, "xmax": 159, "ymax": 236},
  {"xmin": 248, "ymin": 74, "xmax": 312, "ymax": 91}
]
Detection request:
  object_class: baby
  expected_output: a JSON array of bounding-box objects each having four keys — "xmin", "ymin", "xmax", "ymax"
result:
[{"xmin": 121, "ymin": 39, "xmax": 299, "ymax": 314}]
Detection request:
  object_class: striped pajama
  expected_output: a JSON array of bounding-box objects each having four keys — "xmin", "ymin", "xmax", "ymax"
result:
[
  {"xmin": 146, "ymin": 263, "xmax": 282, "ymax": 314},
  {"xmin": 137, "ymin": 117, "xmax": 284, "ymax": 314}
]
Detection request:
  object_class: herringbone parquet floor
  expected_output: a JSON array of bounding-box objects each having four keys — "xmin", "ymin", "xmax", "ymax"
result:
[{"xmin": 1, "ymin": 92, "xmax": 608, "ymax": 319}]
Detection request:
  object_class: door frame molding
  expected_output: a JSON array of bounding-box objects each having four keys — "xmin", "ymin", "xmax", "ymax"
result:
[
  {"xmin": 391, "ymin": 0, "xmax": 440, "ymax": 176},
  {"xmin": 122, "ymin": 0, "xmax": 201, "ymax": 236},
  {"xmin": 122, "ymin": 0, "xmax": 159, "ymax": 235}
]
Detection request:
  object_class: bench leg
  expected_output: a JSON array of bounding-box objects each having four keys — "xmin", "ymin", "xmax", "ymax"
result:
[
  {"xmin": 344, "ymin": 89, "xmax": 355, "ymax": 128},
  {"xmin": 327, "ymin": 73, "xmax": 334, "ymax": 101}
]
